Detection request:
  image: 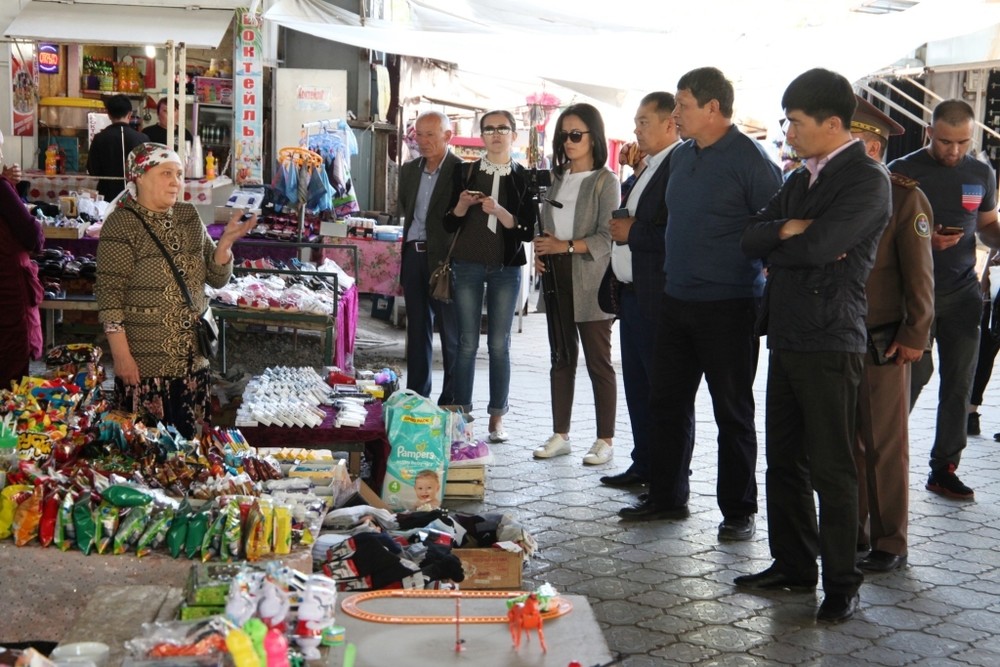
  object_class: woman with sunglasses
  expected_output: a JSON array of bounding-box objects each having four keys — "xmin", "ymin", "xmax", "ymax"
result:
[
  {"xmin": 443, "ymin": 110, "xmax": 537, "ymax": 442},
  {"xmin": 532, "ymin": 103, "xmax": 620, "ymax": 465}
]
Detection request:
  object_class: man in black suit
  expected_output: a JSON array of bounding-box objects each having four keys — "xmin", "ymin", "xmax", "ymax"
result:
[
  {"xmin": 398, "ymin": 111, "xmax": 461, "ymax": 404},
  {"xmin": 601, "ymin": 92, "xmax": 680, "ymax": 488}
]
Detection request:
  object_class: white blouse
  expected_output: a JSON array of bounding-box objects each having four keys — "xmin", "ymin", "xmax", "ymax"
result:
[{"xmin": 551, "ymin": 171, "xmax": 587, "ymax": 241}]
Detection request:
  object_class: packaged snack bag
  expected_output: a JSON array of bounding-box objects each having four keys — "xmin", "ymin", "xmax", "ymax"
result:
[
  {"xmin": 73, "ymin": 497, "xmax": 97, "ymax": 555},
  {"xmin": 0, "ymin": 484, "xmax": 33, "ymax": 539},
  {"xmin": 38, "ymin": 486, "xmax": 61, "ymax": 547},
  {"xmin": 94, "ymin": 501, "xmax": 120, "ymax": 554},
  {"xmin": 12, "ymin": 485, "xmax": 43, "ymax": 546},
  {"xmin": 136, "ymin": 506, "xmax": 174, "ymax": 558},
  {"xmin": 113, "ymin": 505, "xmax": 150, "ymax": 554}
]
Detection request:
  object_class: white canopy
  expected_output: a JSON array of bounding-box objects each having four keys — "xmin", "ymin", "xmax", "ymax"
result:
[
  {"xmin": 265, "ymin": 0, "xmax": 1000, "ymax": 123},
  {"xmin": 4, "ymin": 0, "xmax": 235, "ymax": 50}
]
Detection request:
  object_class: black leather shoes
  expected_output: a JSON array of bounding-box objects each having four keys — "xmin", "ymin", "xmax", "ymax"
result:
[
  {"xmin": 858, "ymin": 550, "xmax": 907, "ymax": 573},
  {"xmin": 733, "ymin": 566, "xmax": 816, "ymax": 592},
  {"xmin": 817, "ymin": 593, "xmax": 860, "ymax": 623},
  {"xmin": 618, "ymin": 499, "xmax": 689, "ymax": 521},
  {"xmin": 599, "ymin": 470, "xmax": 648, "ymax": 488},
  {"xmin": 718, "ymin": 515, "xmax": 755, "ymax": 541}
]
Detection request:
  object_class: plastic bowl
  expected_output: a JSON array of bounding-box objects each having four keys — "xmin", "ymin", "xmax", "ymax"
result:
[{"xmin": 50, "ymin": 642, "xmax": 109, "ymax": 667}]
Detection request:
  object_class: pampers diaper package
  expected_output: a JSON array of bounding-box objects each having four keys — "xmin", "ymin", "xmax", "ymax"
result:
[{"xmin": 382, "ymin": 390, "xmax": 449, "ymax": 511}]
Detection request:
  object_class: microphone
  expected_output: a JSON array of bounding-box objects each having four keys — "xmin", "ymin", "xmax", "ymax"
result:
[{"xmin": 544, "ymin": 198, "xmax": 564, "ymax": 209}]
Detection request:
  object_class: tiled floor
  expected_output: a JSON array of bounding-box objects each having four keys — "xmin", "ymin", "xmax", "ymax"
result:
[{"xmin": 447, "ymin": 304, "xmax": 1000, "ymax": 666}]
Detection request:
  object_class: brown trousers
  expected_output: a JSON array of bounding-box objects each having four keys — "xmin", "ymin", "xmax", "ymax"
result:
[
  {"xmin": 855, "ymin": 358, "xmax": 910, "ymax": 555},
  {"xmin": 543, "ymin": 255, "xmax": 617, "ymax": 439}
]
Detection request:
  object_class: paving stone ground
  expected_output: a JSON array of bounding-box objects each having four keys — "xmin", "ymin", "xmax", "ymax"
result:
[{"xmin": 443, "ymin": 299, "xmax": 1000, "ymax": 666}]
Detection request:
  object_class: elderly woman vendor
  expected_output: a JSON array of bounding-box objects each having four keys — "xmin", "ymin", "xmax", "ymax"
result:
[{"xmin": 95, "ymin": 143, "xmax": 255, "ymax": 438}]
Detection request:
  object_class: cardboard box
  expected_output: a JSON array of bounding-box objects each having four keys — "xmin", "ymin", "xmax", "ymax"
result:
[
  {"xmin": 359, "ymin": 480, "xmax": 390, "ymax": 510},
  {"xmin": 455, "ymin": 547, "xmax": 522, "ymax": 590},
  {"xmin": 444, "ymin": 465, "xmax": 485, "ymax": 500},
  {"xmin": 320, "ymin": 220, "xmax": 349, "ymax": 238}
]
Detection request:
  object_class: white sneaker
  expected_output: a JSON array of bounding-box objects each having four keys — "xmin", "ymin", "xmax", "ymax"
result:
[
  {"xmin": 582, "ymin": 439, "xmax": 613, "ymax": 465},
  {"xmin": 533, "ymin": 434, "xmax": 571, "ymax": 459}
]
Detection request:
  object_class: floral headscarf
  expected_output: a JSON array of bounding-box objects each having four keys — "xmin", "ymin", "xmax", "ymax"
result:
[{"xmin": 111, "ymin": 142, "xmax": 184, "ymax": 209}]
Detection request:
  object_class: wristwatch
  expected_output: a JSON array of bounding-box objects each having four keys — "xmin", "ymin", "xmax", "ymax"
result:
[{"xmin": 567, "ymin": 240, "xmax": 575, "ymax": 254}]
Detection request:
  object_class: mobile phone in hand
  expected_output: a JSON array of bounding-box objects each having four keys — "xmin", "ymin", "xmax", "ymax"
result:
[
  {"xmin": 612, "ymin": 208, "xmax": 630, "ymax": 219},
  {"xmin": 939, "ymin": 226, "xmax": 964, "ymax": 236},
  {"xmin": 466, "ymin": 190, "xmax": 485, "ymax": 198},
  {"xmin": 239, "ymin": 210, "xmax": 255, "ymax": 222}
]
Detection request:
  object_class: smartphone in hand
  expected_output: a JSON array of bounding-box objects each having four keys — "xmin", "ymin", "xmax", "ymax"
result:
[
  {"xmin": 612, "ymin": 207, "xmax": 630, "ymax": 219},
  {"xmin": 939, "ymin": 226, "xmax": 964, "ymax": 236}
]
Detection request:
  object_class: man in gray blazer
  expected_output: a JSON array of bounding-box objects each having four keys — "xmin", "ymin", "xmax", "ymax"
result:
[{"xmin": 398, "ymin": 111, "xmax": 461, "ymax": 404}]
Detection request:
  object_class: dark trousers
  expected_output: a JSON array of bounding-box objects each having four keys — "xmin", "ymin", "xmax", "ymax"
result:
[
  {"xmin": 970, "ymin": 300, "xmax": 999, "ymax": 407},
  {"xmin": 910, "ymin": 280, "xmax": 981, "ymax": 472},
  {"xmin": 618, "ymin": 286, "xmax": 656, "ymax": 477},
  {"xmin": 400, "ymin": 243, "xmax": 458, "ymax": 405},
  {"xmin": 647, "ymin": 295, "xmax": 759, "ymax": 518},
  {"xmin": 765, "ymin": 350, "xmax": 864, "ymax": 596}
]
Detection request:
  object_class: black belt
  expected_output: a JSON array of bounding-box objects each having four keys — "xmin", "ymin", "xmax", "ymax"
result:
[{"xmin": 406, "ymin": 241, "xmax": 427, "ymax": 252}]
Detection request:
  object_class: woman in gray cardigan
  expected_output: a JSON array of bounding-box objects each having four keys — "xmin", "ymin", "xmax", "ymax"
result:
[{"xmin": 533, "ymin": 103, "xmax": 620, "ymax": 465}]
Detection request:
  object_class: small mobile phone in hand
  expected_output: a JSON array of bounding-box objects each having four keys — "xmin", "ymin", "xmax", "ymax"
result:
[{"xmin": 939, "ymin": 226, "xmax": 963, "ymax": 236}]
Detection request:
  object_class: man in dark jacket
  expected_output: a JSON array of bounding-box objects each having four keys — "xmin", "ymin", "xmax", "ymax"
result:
[
  {"xmin": 600, "ymin": 91, "xmax": 680, "ymax": 487},
  {"xmin": 738, "ymin": 69, "xmax": 890, "ymax": 624},
  {"xmin": 398, "ymin": 111, "xmax": 460, "ymax": 404},
  {"xmin": 87, "ymin": 94, "xmax": 148, "ymax": 203}
]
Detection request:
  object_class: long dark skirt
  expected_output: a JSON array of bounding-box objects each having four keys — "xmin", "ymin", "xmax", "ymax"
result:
[{"xmin": 114, "ymin": 368, "xmax": 211, "ymax": 440}]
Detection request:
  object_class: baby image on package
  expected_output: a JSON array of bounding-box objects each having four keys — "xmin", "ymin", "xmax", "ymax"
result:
[{"xmin": 382, "ymin": 391, "xmax": 450, "ymax": 511}]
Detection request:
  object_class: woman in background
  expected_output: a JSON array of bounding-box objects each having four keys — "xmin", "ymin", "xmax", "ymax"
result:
[
  {"xmin": 0, "ymin": 129, "xmax": 43, "ymax": 388},
  {"xmin": 532, "ymin": 103, "xmax": 620, "ymax": 465},
  {"xmin": 444, "ymin": 110, "xmax": 536, "ymax": 442}
]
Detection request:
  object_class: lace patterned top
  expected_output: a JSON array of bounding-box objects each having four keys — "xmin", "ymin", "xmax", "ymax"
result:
[{"xmin": 95, "ymin": 201, "xmax": 233, "ymax": 377}]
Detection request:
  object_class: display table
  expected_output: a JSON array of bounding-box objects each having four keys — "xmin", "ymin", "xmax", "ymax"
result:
[
  {"xmin": 321, "ymin": 237, "xmax": 402, "ymax": 297},
  {"xmin": 239, "ymin": 401, "xmax": 389, "ymax": 490},
  {"xmin": 39, "ymin": 287, "xmax": 358, "ymax": 373},
  {"xmin": 330, "ymin": 593, "xmax": 611, "ymax": 666}
]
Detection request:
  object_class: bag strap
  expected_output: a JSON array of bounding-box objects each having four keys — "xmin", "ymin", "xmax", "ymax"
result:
[{"xmin": 132, "ymin": 210, "xmax": 197, "ymax": 312}]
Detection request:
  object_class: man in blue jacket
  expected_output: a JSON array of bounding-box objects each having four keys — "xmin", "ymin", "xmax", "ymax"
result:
[{"xmin": 738, "ymin": 69, "xmax": 890, "ymax": 623}]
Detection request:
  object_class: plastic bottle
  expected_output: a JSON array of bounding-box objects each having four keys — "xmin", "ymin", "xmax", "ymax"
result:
[
  {"xmin": 205, "ymin": 151, "xmax": 217, "ymax": 180},
  {"xmin": 45, "ymin": 145, "xmax": 59, "ymax": 176}
]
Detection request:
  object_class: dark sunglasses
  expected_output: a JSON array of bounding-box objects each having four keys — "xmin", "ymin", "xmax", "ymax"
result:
[
  {"xmin": 481, "ymin": 126, "xmax": 512, "ymax": 136},
  {"xmin": 559, "ymin": 129, "xmax": 590, "ymax": 143}
]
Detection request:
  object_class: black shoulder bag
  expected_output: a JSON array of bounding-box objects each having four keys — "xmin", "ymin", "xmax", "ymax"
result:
[{"xmin": 135, "ymin": 216, "xmax": 219, "ymax": 359}]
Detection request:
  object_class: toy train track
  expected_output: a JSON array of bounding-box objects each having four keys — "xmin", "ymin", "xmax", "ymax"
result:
[{"xmin": 340, "ymin": 590, "xmax": 573, "ymax": 624}]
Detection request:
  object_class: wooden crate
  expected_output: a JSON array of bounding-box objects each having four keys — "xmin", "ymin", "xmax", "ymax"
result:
[
  {"xmin": 444, "ymin": 464, "xmax": 485, "ymax": 500},
  {"xmin": 43, "ymin": 225, "xmax": 86, "ymax": 239}
]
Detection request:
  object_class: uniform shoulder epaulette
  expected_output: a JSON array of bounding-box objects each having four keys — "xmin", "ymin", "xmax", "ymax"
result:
[{"xmin": 890, "ymin": 172, "xmax": 919, "ymax": 189}]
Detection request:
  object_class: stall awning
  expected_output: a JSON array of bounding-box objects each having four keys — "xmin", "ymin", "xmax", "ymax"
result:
[{"xmin": 4, "ymin": 2, "xmax": 233, "ymax": 50}]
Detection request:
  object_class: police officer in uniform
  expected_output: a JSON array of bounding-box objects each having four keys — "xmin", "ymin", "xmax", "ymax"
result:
[{"xmin": 850, "ymin": 96, "xmax": 935, "ymax": 572}]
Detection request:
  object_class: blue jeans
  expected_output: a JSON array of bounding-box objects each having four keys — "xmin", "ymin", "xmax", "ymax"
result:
[{"xmin": 451, "ymin": 259, "xmax": 521, "ymax": 416}]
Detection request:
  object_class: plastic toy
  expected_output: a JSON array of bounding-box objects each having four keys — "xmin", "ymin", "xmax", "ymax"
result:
[
  {"xmin": 508, "ymin": 592, "xmax": 546, "ymax": 653},
  {"xmin": 264, "ymin": 627, "xmax": 291, "ymax": 667}
]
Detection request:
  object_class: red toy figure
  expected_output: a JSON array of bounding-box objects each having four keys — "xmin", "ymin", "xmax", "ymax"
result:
[{"xmin": 508, "ymin": 593, "xmax": 546, "ymax": 653}]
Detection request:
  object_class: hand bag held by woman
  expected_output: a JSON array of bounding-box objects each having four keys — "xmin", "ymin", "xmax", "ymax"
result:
[{"xmin": 429, "ymin": 261, "xmax": 453, "ymax": 302}]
